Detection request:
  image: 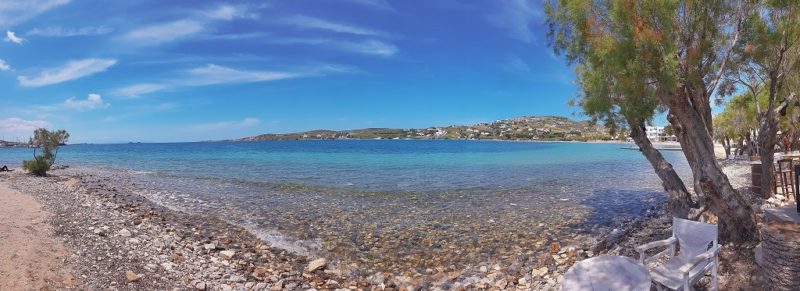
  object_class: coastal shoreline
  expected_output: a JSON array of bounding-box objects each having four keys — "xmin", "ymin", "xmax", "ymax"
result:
[{"xmin": 0, "ymin": 158, "xmax": 765, "ymax": 290}]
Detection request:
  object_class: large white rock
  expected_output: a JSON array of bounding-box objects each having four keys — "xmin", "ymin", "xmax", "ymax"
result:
[
  {"xmin": 306, "ymin": 258, "xmax": 327, "ymax": 272},
  {"xmin": 219, "ymin": 250, "xmax": 235, "ymax": 259}
]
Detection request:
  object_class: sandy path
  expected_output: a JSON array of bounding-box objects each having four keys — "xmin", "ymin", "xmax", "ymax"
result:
[{"xmin": 0, "ymin": 181, "xmax": 77, "ymax": 290}]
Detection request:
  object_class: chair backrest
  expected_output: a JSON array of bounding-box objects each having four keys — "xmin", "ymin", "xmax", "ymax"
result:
[
  {"xmin": 778, "ymin": 158, "xmax": 794, "ymax": 171},
  {"xmin": 672, "ymin": 218, "xmax": 717, "ymax": 261}
]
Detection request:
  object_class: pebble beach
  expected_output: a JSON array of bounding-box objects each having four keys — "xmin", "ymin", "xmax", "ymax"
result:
[{"xmin": 0, "ymin": 151, "xmax": 777, "ymax": 290}]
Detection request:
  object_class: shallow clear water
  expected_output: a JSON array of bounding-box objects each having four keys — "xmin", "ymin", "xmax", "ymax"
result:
[{"xmin": 0, "ymin": 140, "xmax": 691, "ymax": 276}]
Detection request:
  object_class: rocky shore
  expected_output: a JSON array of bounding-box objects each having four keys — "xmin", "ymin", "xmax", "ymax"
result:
[{"xmin": 0, "ymin": 158, "xmax": 772, "ymax": 290}]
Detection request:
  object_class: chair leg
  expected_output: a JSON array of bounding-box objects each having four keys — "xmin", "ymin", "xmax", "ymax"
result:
[{"xmin": 712, "ymin": 257, "xmax": 719, "ymax": 291}]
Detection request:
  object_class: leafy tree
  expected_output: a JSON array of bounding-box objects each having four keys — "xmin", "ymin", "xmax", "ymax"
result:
[
  {"xmin": 23, "ymin": 128, "xmax": 69, "ymax": 176},
  {"xmin": 546, "ymin": 0, "xmax": 758, "ymax": 242},
  {"xmin": 723, "ymin": 0, "xmax": 800, "ymax": 197}
]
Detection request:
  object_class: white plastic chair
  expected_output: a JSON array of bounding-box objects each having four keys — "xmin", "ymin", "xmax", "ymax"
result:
[{"xmin": 635, "ymin": 218, "xmax": 720, "ymax": 290}]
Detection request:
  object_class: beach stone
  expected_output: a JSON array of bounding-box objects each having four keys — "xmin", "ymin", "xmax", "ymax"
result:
[
  {"xmin": 546, "ymin": 278, "xmax": 556, "ymax": 287},
  {"xmin": 494, "ymin": 278, "xmax": 508, "ymax": 289},
  {"xmin": 536, "ymin": 252, "xmax": 554, "ymax": 267},
  {"xmin": 203, "ymin": 243, "xmax": 216, "ymax": 250},
  {"xmin": 228, "ymin": 275, "xmax": 245, "ymax": 282},
  {"xmin": 219, "ymin": 250, "xmax": 235, "ymax": 259},
  {"xmin": 170, "ymin": 252, "xmax": 184, "ymax": 262},
  {"xmin": 549, "ymin": 242, "xmax": 561, "ymax": 254},
  {"xmin": 195, "ymin": 281, "xmax": 206, "ymax": 290},
  {"xmin": 160, "ymin": 262, "xmax": 174, "ymax": 271},
  {"xmin": 125, "ymin": 270, "xmax": 142, "ymax": 282},
  {"xmin": 220, "ymin": 284, "xmax": 233, "ymax": 291},
  {"xmin": 532, "ymin": 267, "xmax": 548, "ymax": 277},
  {"xmin": 479, "ymin": 266, "xmax": 487, "ymax": 273},
  {"xmin": 253, "ymin": 267, "xmax": 268, "ymax": 278},
  {"xmin": 306, "ymin": 258, "xmax": 327, "ymax": 272},
  {"xmin": 255, "ymin": 283, "xmax": 267, "ymax": 290},
  {"xmin": 118, "ymin": 228, "xmax": 132, "ymax": 237}
]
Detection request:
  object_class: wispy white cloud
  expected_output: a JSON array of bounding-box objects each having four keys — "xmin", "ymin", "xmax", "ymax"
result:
[
  {"xmin": 184, "ymin": 64, "xmax": 300, "ymax": 86},
  {"xmin": 192, "ymin": 118, "xmax": 260, "ymax": 131},
  {"xmin": 5, "ymin": 30, "xmax": 24, "ymax": 44},
  {"xmin": 201, "ymin": 32, "xmax": 270, "ymax": 41},
  {"xmin": 0, "ymin": 59, "xmax": 11, "ymax": 71},
  {"xmin": 335, "ymin": 39, "xmax": 397, "ymax": 56},
  {"xmin": 112, "ymin": 64, "xmax": 353, "ymax": 97},
  {"xmin": 63, "ymin": 93, "xmax": 110, "ymax": 111},
  {"xmin": 487, "ymin": 0, "xmax": 542, "ymax": 43},
  {"xmin": 0, "ymin": 117, "xmax": 48, "ymax": 135},
  {"xmin": 280, "ymin": 15, "xmax": 386, "ymax": 37},
  {"xmin": 18, "ymin": 58, "xmax": 117, "ymax": 87},
  {"xmin": 505, "ymin": 55, "xmax": 530, "ymax": 72},
  {"xmin": 102, "ymin": 102, "xmax": 179, "ymax": 123},
  {"xmin": 120, "ymin": 20, "xmax": 202, "ymax": 46},
  {"xmin": 341, "ymin": 0, "xmax": 394, "ymax": 11},
  {"xmin": 26, "ymin": 25, "xmax": 113, "ymax": 37},
  {"xmin": 204, "ymin": 4, "xmax": 254, "ymax": 20},
  {"xmin": 0, "ymin": 0, "xmax": 70, "ymax": 28},
  {"xmin": 113, "ymin": 83, "xmax": 168, "ymax": 98},
  {"xmin": 270, "ymin": 37, "xmax": 397, "ymax": 57}
]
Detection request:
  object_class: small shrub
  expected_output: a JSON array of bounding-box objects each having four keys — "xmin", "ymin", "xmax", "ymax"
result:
[
  {"xmin": 22, "ymin": 128, "xmax": 69, "ymax": 177},
  {"xmin": 23, "ymin": 156, "xmax": 50, "ymax": 176}
]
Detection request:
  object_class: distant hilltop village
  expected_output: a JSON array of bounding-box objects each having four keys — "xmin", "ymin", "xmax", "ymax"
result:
[{"xmin": 233, "ymin": 116, "xmax": 617, "ymax": 142}]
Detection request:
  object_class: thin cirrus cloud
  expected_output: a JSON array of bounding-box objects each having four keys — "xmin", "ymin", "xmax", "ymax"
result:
[
  {"xmin": 5, "ymin": 31, "xmax": 24, "ymax": 44},
  {"xmin": 192, "ymin": 118, "xmax": 261, "ymax": 131},
  {"xmin": 341, "ymin": 0, "xmax": 395, "ymax": 11},
  {"xmin": 0, "ymin": 0, "xmax": 70, "ymax": 28},
  {"xmin": 280, "ymin": 15, "xmax": 387, "ymax": 37},
  {"xmin": 335, "ymin": 39, "xmax": 397, "ymax": 56},
  {"xmin": 17, "ymin": 58, "xmax": 117, "ymax": 87},
  {"xmin": 113, "ymin": 83, "xmax": 169, "ymax": 98},
  {"xmin": 63, "ymin": 93, "xmax": 110, "ymax": 111},
  {"xmin": 269, "ymin": 37, "xmax": 397, "ymax": 57},
  {"xmin": 184, "ymin": 64, "xmax": 300, "ymax": 86},
  {"xmin": 487, "ymin": 0, "xmax": 543, "ymax": 43},
  {"xmin": 26, "ymin": 25, "xmax": 113, "ymax": 37},
  {"xmin": 204, "ymin": 4, "xmax": 253, "ymax": 21},
  {"xmin": 0, "ymin": 117, "xmax": 49, "ymax": 134},
  {"xmin": 113, "ymin": 64, "xmax": 312, "ymax": 97},
  {"xmin": 120, "ymin": 20, "xmax": 202, "ymax": 46}
]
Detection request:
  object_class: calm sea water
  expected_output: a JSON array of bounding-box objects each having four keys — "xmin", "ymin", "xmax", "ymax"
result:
[{"xmin": 0, "ymin": 140, "xmax": 691, "ymax": 276}]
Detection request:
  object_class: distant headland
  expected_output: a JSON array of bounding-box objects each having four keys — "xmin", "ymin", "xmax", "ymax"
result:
[{"xmin": 231, "ymin": 115, "xmax": 614, "ymax": 142}]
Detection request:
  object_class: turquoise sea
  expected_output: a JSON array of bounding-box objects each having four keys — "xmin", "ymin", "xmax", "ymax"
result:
[{"xmin": 0, "ymin": 140, "xmax": 691, "ymax": 276}]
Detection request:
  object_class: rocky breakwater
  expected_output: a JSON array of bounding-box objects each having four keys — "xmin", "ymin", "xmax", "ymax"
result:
[{"xmin": 2, "ymin": 170, "xmax": 358, "ymax": 290}]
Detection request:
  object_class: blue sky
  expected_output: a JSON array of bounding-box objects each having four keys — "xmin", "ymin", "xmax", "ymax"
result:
[{"xmin": 0, "ymin": 0, "xmax": 580, "ymax": 143}]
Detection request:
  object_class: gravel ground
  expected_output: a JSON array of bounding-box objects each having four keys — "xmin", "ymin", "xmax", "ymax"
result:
[
  {"xmin": 0, "ymin": 158, "xmax": 773, "ymax": 290},
  {"xmin": 1, "ymin": 169, "xmax": 356, "ymax": 291}
]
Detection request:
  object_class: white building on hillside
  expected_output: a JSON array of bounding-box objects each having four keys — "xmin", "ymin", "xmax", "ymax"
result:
[
  {"xmin": 644, "ymin": 126, "xmax": 677, "ymax": 142},
  {"xmin": 646, "ymin": 126, "xmax": 664, "ymax": 140}
]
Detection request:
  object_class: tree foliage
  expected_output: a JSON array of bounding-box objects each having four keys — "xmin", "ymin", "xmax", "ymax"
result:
[
  {"xmin": 546, "ymin": 0, "xmax": 761, "ymax": 242},
  {"xmin": 23, "ymin": 128, "xmax": 69, "ymax": 176}
]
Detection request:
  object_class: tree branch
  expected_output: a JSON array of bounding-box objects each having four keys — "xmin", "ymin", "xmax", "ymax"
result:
[{"xmin": 706, "ymin": 18, "xmax": 741, "ymax": 97}]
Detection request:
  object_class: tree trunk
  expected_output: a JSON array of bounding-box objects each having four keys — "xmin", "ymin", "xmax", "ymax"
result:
[
  {"xmin": 663, "ymin": 93, "xmax": 757, "ymax": 243},
  {"xmin": 737, "ymin": 137, "xmax": 745, "ymax": 156},
  {"xmin": 759, "ymin": 111, "xmax": 779, "ymax": 198},
  {"xmin": 628, "ymin": 118, "xmax": 696, "ymax": 219},
  {"xmin": 723, "ymin": 137, "xmax": 731, "ymax": 159}
]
